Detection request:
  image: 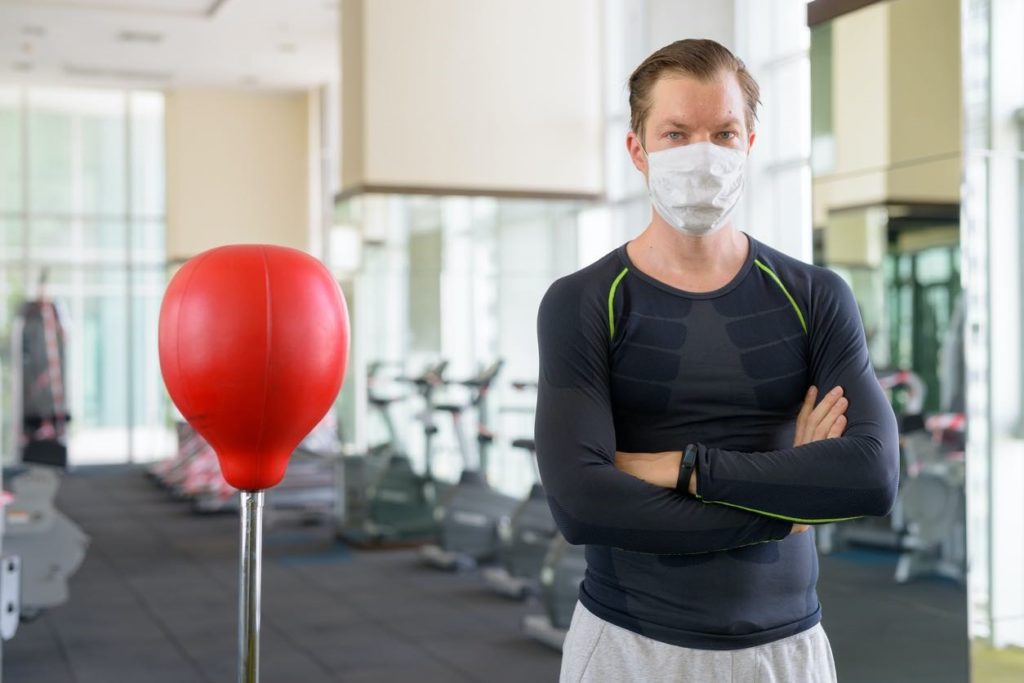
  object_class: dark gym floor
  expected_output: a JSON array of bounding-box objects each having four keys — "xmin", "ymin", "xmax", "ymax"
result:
[{"xmin": 6, "ymin": 466, "xmax": 969, "ymax": 683}]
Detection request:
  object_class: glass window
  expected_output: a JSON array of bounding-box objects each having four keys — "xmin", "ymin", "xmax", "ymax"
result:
[
  {"xmin": 79, "ymin": 96, "xmax": 127, "ymax": 215},
  {"xmin": 27, "ymin": 90, "xmax": 75, "ymax": 214},
  {"xmin": 1, "ymin": 218, "xmax": 24, "ymax": 252},
  {"xmin": 0, "ymin": 87, "xmax": 21, "ymax": 213},
  {"xmin": 82, "ymin": 219, "xmax": 128, "ymax": 255},
  {"xmin": 130, "ymin": 266, "xmax": 169, "ymax": 460},
  {"xmin": 131, "ymin": 92, "xmax": 165, "ymax": 218},
  {"xmin": 132, "ymin": 219, "xmax": 165, "ymax": 264},
  {"xmin": 78, "ymin": 268, "xmax": 129, "ymax": 426},
  {"xmin": 2, "ymin": 86, "xmax": 166, "ymax": 465},
  {"xmin": 27, "ymin": 218, "xmax": 74, "ymax": 255}
]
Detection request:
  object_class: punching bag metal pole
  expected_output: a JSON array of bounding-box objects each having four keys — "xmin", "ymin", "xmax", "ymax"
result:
[
  {"xmin": 238, "ymin": 491, "xmax": 264, "ymax": 683},
  {"xmin": 159, "ymin": 245, "xmax": 350, "ymax": 683}
]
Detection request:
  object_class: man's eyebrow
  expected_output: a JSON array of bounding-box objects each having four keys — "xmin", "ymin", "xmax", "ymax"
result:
[{"xmin": 655, "ymin": 117, "xmax": 742, "ymax": 129}]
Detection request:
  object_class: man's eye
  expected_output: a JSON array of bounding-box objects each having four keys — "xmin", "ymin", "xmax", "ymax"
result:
[
  {"xmin": 718, "ymin": 131, "xmax": 737, "ymax": 140},
  {"xmin": 666, "ymin": 132, "xmax": 683, "ymax": 140}
]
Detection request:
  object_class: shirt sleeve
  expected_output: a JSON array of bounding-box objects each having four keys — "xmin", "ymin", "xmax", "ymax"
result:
[
  {"xmin": 535, "ymin": 275, "xmax": 794, "ymax": 554},
  {"xmin": 693, "ymin": 269, "xmax": 900, "ymax": 524}
]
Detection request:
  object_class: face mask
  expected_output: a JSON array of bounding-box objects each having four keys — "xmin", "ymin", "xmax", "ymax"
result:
[{"xmin": 645, "ymin": 141, "xmax": 746, "ymax": 236}]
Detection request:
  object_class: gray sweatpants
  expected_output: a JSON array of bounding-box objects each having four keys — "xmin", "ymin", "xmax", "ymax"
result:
[{"xmin": 560, "ymin": 602, "xmax": 838, "ymax": 683}]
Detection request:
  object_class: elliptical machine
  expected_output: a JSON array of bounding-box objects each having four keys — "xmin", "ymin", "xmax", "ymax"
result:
[
  {"xmin": 483, "ymin": 380, "xmax": 558, "ymax": 597},
  {"xmin": 338, "ymin": 360, "xmax": 449, "ymax": 546},
  {"xmin": 420, "ymin": 360, "xmax": 519, "ymax": 570}
]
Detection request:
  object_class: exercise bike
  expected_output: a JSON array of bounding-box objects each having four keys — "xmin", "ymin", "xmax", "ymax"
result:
[
  {"xmin": 338, "ymin": 360, "xmax": 449, "ymax": 546},
  {"xmin": 336, "ymin": 361, "xmax": 408, "ymax": 533},
  {"xmin": 483, "ymin": 380, "xmax": 559, "ymax": 597},
  {"xmin": 420, "ymin": 360, "xmax": 519, "ymax": 570},
  {"xmin": 521, "ymin": 533, "xmax": 588, "ymax": 651}
]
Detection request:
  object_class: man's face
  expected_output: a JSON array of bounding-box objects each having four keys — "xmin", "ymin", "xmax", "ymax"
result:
[{"xmin": 627, "ymin": 70, "xmax": 755, "ymax": 176}]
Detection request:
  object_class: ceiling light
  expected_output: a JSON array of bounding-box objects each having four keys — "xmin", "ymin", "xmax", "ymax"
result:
[
  {"xmin": 63, "ymin": 64, "xmax": 173, "ymax": 82},
  {"xmin": 118, "ymin": 31, "xmax": 164, "ymax": 44}
]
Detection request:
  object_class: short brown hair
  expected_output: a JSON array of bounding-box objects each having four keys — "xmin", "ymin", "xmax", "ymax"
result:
[{"xmin": 628, "ymin": 39, "xmax": 761, "ymax": 146}]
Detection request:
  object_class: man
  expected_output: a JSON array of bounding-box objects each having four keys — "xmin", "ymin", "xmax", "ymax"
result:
[{"xmin": 535, "ymin": 39, "xmax": 899, "ymax": 682}]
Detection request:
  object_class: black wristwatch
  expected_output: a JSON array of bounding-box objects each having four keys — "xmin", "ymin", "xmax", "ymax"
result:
[{"xmin": 676, "ymin": 444, "xmax": 698, "ymax": 496}]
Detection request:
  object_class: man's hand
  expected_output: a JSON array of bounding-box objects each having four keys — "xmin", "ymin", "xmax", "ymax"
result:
[
  {"xmin": 789, "ymin": 385, "xmax": 848, "ymax": 535},
  {"xmin": 794, "ymin": 385, "xmax": 848, "ymax": 447}
]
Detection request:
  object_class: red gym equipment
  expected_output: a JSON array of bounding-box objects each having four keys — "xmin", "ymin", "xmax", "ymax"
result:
[{"xmin": 158, "ymin": 245, "xmax": 349, "ymax": 683}]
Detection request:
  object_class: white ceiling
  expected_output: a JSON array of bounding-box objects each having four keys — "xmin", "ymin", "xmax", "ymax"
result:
[{"xmin": 0, "ymin": 0, "xmax": 338, "ymax": 90}]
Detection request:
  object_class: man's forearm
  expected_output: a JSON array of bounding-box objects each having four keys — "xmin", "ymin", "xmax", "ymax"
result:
[{"xmin": 615, "ymin": 450, "xmax": 696, "ymax": 494}]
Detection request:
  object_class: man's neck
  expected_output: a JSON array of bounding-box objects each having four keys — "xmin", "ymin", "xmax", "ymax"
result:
[{"xmin": 626, "ymin": 216, "xmax": 750, "ymax": 293}]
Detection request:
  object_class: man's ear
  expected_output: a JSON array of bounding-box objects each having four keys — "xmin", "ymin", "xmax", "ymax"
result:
[{"xmin": 626, "ymin": 130, "xmax": 648, "ymax": 175}]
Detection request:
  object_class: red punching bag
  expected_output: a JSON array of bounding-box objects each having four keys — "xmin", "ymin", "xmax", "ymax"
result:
[{"xmin": 158, "ymin": 244, "xmax": 349, "ymax": 491}]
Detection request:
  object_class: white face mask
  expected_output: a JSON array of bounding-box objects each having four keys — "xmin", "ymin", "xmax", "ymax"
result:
[{"xmin": 645, "ymin": 141, "xmax": 747, "ymax": 236}]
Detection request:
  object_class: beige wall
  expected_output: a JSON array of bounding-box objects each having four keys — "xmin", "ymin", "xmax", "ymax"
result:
[
  {"xmin": 340, "ymin": 0, "xmax": 603, "ymax": 197},
  {"xmin": 886, "ymin": 0, "xmax": 961, "ymax": 200},
  {"xmin": 812, "ymin": 0, "xmax": 961, "ymax": 226},
  {"xmin": 165, "ymin": 89, "xmax": 312, "ymax": 261}
]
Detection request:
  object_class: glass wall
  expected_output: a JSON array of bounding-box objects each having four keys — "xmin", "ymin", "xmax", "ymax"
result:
[
  {"xmin": 0, "ymin": 86, "xmax": 168, "ymax": 465},
  {"xmin": 963, "ymin": 0, "xmax": 1024, "ymax": 677},
  {"xmin": 328, "ymin": 193, "xmax": 582, "ymax": 497}
]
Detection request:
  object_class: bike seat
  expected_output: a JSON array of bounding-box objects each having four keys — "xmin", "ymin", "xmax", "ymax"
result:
[{"xmin": 511, "ymin": 438, "xmax": 536, "ymax": 452}]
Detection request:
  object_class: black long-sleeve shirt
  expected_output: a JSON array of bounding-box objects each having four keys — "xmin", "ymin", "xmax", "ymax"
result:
[{"xmin": 535, "ymin": 234, "xmax": 899, "ymax": 650}]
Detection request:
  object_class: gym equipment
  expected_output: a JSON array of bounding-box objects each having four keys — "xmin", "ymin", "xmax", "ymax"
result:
[
  {"xmin": 816, "ymin": 368, "xmax": 923, "ymax": 555},
  {"xmin": 893, "ymin": 297, "xmax": 966, "ymax": 584},
  {"xmin": 3, "ymin": 466, "xmax": 89, "ymax": 620},
  {"xmin": 0, "ymin": 357, "xmax": 19, "ymax": 659},
  {"xmin": 338, "ymin": 360, "xmax": 450, "ymax": 546},
  {"xmin": 335, "ymin": 361, "xmax": 411, "ymax": 534},
  {"xmin": 159, "ymin": 244, "xmax": 349, "ymax": 683},
  {"xmin": 895, "ymin": 414, "xmax": 965, "ymax": 583},
  {"xmin": 150, "ymin": 417, "xmax": 343, "ymax": 520},
  {"xmin": 265, "ymin": 414, "xmax": 344, "ymax": 527},
  {"xmin": 817, "ymin": 327, "xmax": 968, "ymax": 586},
  {"xmin": 482, "ymin": 435, "xmax": 556, "ymax": 596},
  {"xmin": 522, "ymin": 534, "xmax": 588, "ymax": 651},
  {"xmin": 9, "ymin": 271, "xmax": 70, "ymax": 468},
  {"xmin": 420, "ymin": 360, "xmax": 519, "ymax": 570},
  {"xmin": 483, "ymin": 380, "xmax": 559, "ymax": 598}
]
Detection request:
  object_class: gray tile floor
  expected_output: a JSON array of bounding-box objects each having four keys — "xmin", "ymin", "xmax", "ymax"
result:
[{"xmin": 5, "ymin": 467, "xmax": 969, "ymax": 682}]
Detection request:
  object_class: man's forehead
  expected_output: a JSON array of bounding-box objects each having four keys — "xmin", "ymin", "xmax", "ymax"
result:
[{"xmin": 648, "ymin": 75, "xmax": 745, "ymax": 117}]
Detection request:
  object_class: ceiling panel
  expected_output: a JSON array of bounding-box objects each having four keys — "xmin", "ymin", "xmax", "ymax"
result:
[
  {"xmin": 0, "ymin": 0, "xmax": 338, "ymax": 89},
  {"xmin": 0, "ymin": 0, "xmax": 220, "ymax": 18}
]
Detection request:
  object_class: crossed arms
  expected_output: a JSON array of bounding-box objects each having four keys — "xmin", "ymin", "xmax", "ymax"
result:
[{"xmin": 534, "ymin": 271, "xmax": 899, "ymax": 556}]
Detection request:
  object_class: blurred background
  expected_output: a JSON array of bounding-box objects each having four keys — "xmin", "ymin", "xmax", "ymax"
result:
[{"xmin": 0, "ymin": 0, "xmax": 1020, "ymax": 681}]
